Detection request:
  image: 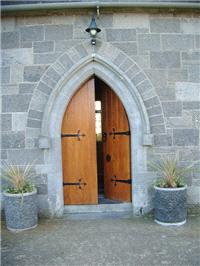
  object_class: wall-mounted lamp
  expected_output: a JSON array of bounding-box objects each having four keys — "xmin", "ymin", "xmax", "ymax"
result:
[{"xmin": 85, "ymin": 16, "xmax": 101, "ymax": 45}]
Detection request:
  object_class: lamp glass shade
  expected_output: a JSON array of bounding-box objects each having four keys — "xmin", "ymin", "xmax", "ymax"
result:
[{"xmin": 90, "ymin": 29, "xmax": 97, "ymax": 36}]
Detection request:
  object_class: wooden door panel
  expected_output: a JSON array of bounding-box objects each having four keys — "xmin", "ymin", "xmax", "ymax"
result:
[
  {"xmin": 62, "ymin": 78, "xmax": 97, "ymax": 205},
  {"xmin": 102, "ymin": 83, "xmax": 131, "ymax": 202}
]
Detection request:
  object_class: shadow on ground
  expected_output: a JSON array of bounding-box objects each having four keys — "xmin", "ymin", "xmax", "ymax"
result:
[{"xmin": 1, "ymin": 214, "xmax": 200, "ymax": 266}]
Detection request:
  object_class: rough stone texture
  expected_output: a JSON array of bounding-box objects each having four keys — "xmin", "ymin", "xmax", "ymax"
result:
[
  {"xmin": 12, "ymin": 113, "xmax": 27, "ymax": 131},
  {"xmin": 162, "ymin": 101, "xmax": 182, "ymax": 117},
  {"xmin": 45, "ymin": 24, "xmax": 73, "ymax": 41},
  {"xmin": 1, "ymin": 10, "xmax": 200, "ymax": 216},
  {"xmin": 1, "ymin": 31, "xmax": 20, "ymax": 49},
  {"xmin": 24, "ymin": 65, "xmax": 48, "ymax": 82},
  {"xmin": 3, "ymin": 191, "xmax": 38, "ymax": 230},
  {"xmin": 154, "ymin": 187, "xmax": 187, "ymax": 223},
  {"xmin": 150, "ymin": 51, "xmax": 180, "ymax": 68},
  {"xmin": 173, "ymin": 129, "xmax": 199, "ymax": 146},
  {"xmin": 2, "ymin": 132, "xmax": 25, "ymax": 149},
  {"xmin": 2, "ymin": 95, "xmax": 31, "ymax": 112},
  {"xmin": 20, "ymin": 26, "xmax": 44, "ymax": 42},
  {"xmin": 33, "ymin": 41, "xmax": 54, "ymax": 53}
]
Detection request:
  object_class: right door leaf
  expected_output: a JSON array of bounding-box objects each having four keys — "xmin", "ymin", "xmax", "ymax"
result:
[{"xmin": 102, "ymin": 83, "xmax": 132, "ymax": 202}]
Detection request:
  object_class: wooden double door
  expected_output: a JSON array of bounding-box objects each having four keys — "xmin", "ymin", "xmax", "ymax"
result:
[{"xmin": 62, "ymin": 78, "xmax": 131, "ymax": 205}]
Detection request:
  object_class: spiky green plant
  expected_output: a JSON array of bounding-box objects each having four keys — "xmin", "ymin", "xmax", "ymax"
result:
[
  {"xmin": 1, "ymin": 162, "xmax": 37, "ymax": 194},
  {"xmin": 150, "ymin": 156, "xmax": 195, "ymax": 188}
]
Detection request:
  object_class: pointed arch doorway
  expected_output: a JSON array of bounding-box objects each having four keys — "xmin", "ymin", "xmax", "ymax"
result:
[{"xmin": 62, "ymin": 76, "xmax": 131, "ymax": 205}]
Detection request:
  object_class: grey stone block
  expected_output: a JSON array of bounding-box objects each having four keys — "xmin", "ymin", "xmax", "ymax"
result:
[
  {"xmin": 30, "ymin": 91, "xmax": 48, "ymax": 112},
  {"xmin": 131, "ymin": 71, "xmax": 146, "ymax": 86},
  {"xmin": 1, "ymin": 150, "xmax": 7, "ymax": 160},
  {"xmin": 179, "ymin": 149, "xmax": 200, "ymax": 162},
  {"xmin": 7, "ymin": 149, "xmax": 44, "ymax": 164},
  {"xmin": 131, "ymin": 55, "xmax": 150, "ymax": 69},
  {"xmin": 112, "ymin": 42, "xmax": 137, "ymax": 56},
  {"xmin": 162, "ymin": 35, "xmax": 194, "ymax": 50},
  {"xmin": 145, "ymin": 69, "xmax": 167, "ymax": 88},
  {"xmin": 166, "ymin": 115, "xmax": 193, "ymax": 129},
  {"xmin": 173, "ymin": 129, "xmax": 199, "ymax": 146},
  {"xmin": 41, "ymin": 75, "xmax": 57, "ymax": 89},
  {"xmin": 136, "ymin": 80, "xmax": 153, "ymax": 95},
  {"xmin": 138, "ymin": 34, "xmax": 160, "ymax": 52},
  {"xmin": 74, "ymin": 44, "xmax": 88, "ymax": 59},
  {"xmin": 59, "ymin": 54, "xmax": 74, "ymax": 71},
  {"xmin": 12, "ymin": 113, "xmax": 27, "ymax": 131},
  {"xmin": 27, "ymin": 119, "xmax": 42, "ymax": 129},
  {"xmin": 36, "ymin": 184, "xmax": 48, "ymax": 195},
  {"xmin": 20, "ymin": 41, "xmax": 33, "ymax": 48},
  {"xmin": 154, "ymin": 134, "xmax": 172, "ymax": 146},
  {"xmin": 176, "ymin": 82, "xmax": 200, "ymax": 101},
  {"xmin": 167, "ymin": 69, "xmax": 188, "ymax": 82},
  {"xmin": 188, "ymin": 65, "xmax": 200, "ymax": 82},
  {"xmin": 45, "ymin": 24, "xmax": 73, "ymax": 41},
  {"xmin": 112, "ymin": 52, "xmax": 126, "ymax": 66},
  {"xmin": 2, "ymin": 95, "xmax": 31, "ymax": 112},
  {"xmin": 1, "ymin": 84, "xmax": 19, "ymax": 95},
  {"xmin": 1, "ymin": 114, "xmax": 12, "ymax": 131},
  {"xmin": 126, "ymin": 64, "xmax": 140, "ymax": 80},
  {"xmin": 29, "ymin": 110, "xmax": 43, "ymax": 120},
  {"xmin": 20, "ymin": 26, "xmax": 44, "ymax": 42},
  {"xmin": 143, "ymin": 134, "xmax": 153, "ymax": 146},
  {"xmin": 183, "ymin": 102, "xmax": 200, "ymax": 110},
  {"xmin": 10, "ymin": 64, "xmax": 23, "ymax": 84},
  {"xmin": 1, "ymin": 48, "xmax": 33, "ymax": 66},
  {"xmin": 37, "ymin": 81, "xmax": 52, "ymax": 95},
  {"xmin": 195, "ymin": 35, "xmax": 200, "ymax": 49},
  {"xmin": 182, "ymin": 52, "xmax": 200, "ymax": 64},
  {"xmin": 150, "ymin": 18, "xmax": 180, "ymax": 33},
  {"xmin": 45, "ymin": 67, "xmax": 61, "ymax": 83},
  {"xmin": 147, "ymin": 105, "xmax": 162, "ymax": 116},
  {"xmin": 2, "ymin": 132, "xmax": 25, "ymax": 149},
  {"xmin": 151, "ymin": 124, "xmax": 165, "ymax": 134},
  {"xmin": 119, "ymin": 58, "xmax": 133, "ymax": 72},
  {"xmin": 34, "ymin": 53, "xmax": 61, "ymax": 64},
  {"xmin": 149, "ymin": 115, "xmax": 164, "ymax": 126},
  {"xmin": 162, "ymin": 102, "xmax": 182, "ymax": 117},
  {"xmin": 180, "ymin": 19, "xmax": 200, "ymax": 34},
  {"xmin": 1, "ymin": 31, "xmax": 20, "ymax": 49},
  {"xmin": 55, "ymin": 40, "xmax": 77, "ymax": 52},
  {"xmin": 33, "ymin": 41, "xmax": 54, "ymax": 53},
  {"xmin": 1, "ymin": 67, "xmax": 10, "ymax": 84},
  {"xmin": 144, "ymin": 96, "xmax": 160, "ymax": 108},
  {"xmin": 19, "ymin": 83, "xmax": 36, "ymax": 94},
  {"xmin": 38, "ymin": 137, "xmax": 50, "ymax": 149},
  {"xmin": 156, "ymin": 87, "xmax": 175, "ymax": 101},
  {"xmin": 106, "ymin": 29, "xmax": 136, "ymax": 42},
  {"xmin": 24, "ymin": 65, "xmax": 48, "ymax": 82},
  {"xmin": 150, "ymin": 52, "xmax": 180, "ymax": 68}
]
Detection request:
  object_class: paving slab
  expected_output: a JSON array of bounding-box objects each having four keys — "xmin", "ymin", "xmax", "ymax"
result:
[{"xmin": 1, "ymin": 214, "xmax": 200, "ymax": 266}]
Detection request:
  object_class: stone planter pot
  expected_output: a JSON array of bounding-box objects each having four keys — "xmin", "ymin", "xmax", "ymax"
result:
[
  {"xmin": 3, "ymin": 190, "xmax": 38, "ymax": 232},
  {"xmin": 154, "ymin": 186, "xmax": 187, "ymax": 226}
]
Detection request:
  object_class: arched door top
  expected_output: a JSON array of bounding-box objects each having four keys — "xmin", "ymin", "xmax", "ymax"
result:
[{"xmin": 27, "ymin": 40, "xmax": 165, "ymax": 138}]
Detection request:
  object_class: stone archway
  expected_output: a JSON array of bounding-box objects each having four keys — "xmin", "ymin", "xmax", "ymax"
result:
[
  {"xmin": 27, "ymin": 41, "xmax": 164, "ymax": 217},
  {"xmin": 39, "ymin": 55, "xmax": 155, "ymax": 217}
]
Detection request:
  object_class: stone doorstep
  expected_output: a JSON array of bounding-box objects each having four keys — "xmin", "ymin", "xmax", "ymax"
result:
[{"xmin": 63, "ymin": 203, "xmax": 133, "ymax": 214}]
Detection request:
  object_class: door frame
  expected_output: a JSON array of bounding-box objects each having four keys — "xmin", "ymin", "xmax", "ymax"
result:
[{"xmin": 41, "ymin": 55, "xmax": 151, "ymax": 217}]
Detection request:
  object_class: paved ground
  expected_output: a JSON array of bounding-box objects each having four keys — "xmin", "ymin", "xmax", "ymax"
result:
[{"xmin": 1, "ymin": 213, "xmax": 200, "ymax": 266}]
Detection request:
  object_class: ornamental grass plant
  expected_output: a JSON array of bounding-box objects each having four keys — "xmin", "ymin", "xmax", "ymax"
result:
[
  {"xmin": 150, "ymin": 156, "xmax": 195, "ymax": 188},
  {"xmin": 1, "ymin": 161, "xmax": 36, "ymax": 194}
]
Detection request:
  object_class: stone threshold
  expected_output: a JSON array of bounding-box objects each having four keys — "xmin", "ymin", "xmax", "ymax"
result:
[{"xmin": 63, "ymin": 203, "xmax": 133, "ymax": 214}]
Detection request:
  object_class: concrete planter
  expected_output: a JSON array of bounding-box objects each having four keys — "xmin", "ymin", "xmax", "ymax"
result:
[
  {"xmin": 154, "ymin": 186, "xmax": 187, "ymax": 226},
  {"xmin": 3, "ymin": 190, "xmax": 38, "ymax": 232}
]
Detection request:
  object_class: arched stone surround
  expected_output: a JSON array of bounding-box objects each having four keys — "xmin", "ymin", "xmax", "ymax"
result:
[{"xmin": 27, "ymin": 41, "xmax": 165, "ymax": 217}]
